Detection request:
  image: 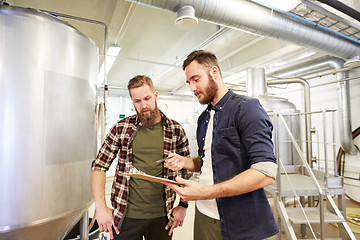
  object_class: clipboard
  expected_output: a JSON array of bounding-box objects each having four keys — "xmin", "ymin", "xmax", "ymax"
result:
[{"xmin": 124, "ymin": 172, "xmax": 179, "ymax": 185}]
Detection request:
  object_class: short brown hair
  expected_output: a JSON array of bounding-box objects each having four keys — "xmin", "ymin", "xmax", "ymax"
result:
[
  {"xmin": 182, "ymin": 50, "xmax": 222, "ymax": 77},
  {"xmin": 127, "ymin": 75, "xmax": 155, "ymax": 94}
]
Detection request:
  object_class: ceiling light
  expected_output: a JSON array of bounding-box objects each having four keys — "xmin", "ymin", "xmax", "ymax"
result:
[
  {"xmin": 175, "ymin": 5, "xmax": 198, "ymax": 30},
  {"xmin": 97, "ymin": 45, "xmax": 121, "ymax": 88}
]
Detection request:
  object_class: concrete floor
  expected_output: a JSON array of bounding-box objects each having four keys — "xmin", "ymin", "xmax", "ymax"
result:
[
  {"xmin": 173, "ymin": 198, "xmax": 360, "ymax": 240},
  {"xmin": 91, "ymin": 177, "xmax": 360, "ymax": 239}
]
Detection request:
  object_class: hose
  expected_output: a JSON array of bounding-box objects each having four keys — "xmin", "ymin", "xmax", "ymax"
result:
[{"xmin": 336, "ymin": 126, "xmax": 360, "ymax": 204}]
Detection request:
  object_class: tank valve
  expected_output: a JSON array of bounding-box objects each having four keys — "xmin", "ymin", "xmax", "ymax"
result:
[{"xmin": 311, "ymin": 156, "xmax": 317, "ymax": 164}]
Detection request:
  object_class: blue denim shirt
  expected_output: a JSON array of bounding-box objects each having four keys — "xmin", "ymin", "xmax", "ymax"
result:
[{"xmin": 197, "ymin": 89, "xmax": 279, "ymax": 240}]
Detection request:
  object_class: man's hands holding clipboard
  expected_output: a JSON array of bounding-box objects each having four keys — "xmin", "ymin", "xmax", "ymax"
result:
[{"xmin": 163, "ymin": 176, "xmax": 212, "ymax": 202}]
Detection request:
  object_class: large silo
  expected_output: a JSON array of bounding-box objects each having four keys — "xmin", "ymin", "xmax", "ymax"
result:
[{"xmin": 0, "ymin": 6, "xmax": 97, "ymax": 240}]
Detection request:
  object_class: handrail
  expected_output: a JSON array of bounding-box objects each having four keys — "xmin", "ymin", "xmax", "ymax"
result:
[
  {"xmin": 277, "ymin": 112, "xmax": 324, "ymax": 195},
  {"xmin": 276, "ymin": 111, "xmax": 326, "ymax": 240}
]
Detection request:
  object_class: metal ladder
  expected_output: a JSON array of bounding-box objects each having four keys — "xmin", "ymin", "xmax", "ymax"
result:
[{"xmin": 265, "ymin": 111, "xmax": 356, "ymax": 240}]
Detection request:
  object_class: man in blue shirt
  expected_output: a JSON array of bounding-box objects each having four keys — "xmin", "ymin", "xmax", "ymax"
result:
[{"xmin": 164, "ymin": 50, "xmax": 279, "ymax": 240}]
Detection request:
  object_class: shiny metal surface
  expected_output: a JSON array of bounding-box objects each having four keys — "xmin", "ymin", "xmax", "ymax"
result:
[
  {"xmin": 246, "ymin": 68, "xmax": 267, "ymax": 97},
  {"xmin": 246, "ymin": 68, "xmax": 301, "ymax": 166},
  {"xmin": 259, "ymin": 96, "xmax": 302, "ymax": 166},
  {"xmin": 0, "ymin": 6, "xmax": 98, "ymax": 240}
]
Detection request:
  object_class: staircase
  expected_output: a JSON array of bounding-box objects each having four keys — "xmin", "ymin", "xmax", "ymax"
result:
[{"xmin": 265, "ymin": 112, "xmax": 356, "ymax": 240}]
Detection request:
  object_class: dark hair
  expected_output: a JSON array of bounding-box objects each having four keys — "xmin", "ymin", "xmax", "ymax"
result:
[
  {"xmin": 182, "ymin": 50, "xmax": 222, "ymax": 77},
  {"xmin": 127, "ymin": 75, "xmax": 155, "ymax": 93}
]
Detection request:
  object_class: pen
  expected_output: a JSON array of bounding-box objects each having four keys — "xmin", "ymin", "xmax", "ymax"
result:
[{"xmin": 155, "ymin": 157, "xmax": 170, "ymax": 164}]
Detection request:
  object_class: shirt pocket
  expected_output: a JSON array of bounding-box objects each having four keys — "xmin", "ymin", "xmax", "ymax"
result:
[{"xmin": 216, "ymin": 126, "xmax": 241, "ymax": 153}]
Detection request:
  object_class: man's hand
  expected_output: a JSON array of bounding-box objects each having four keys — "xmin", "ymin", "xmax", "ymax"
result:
[
  {"xmin": 165, "ymin": 205, "xmax": 187, "ymax": 235},
  {"xmin": 165, "ymin": 153, "xmax": 185, "ymax": 171},
  {"xmin": 164, "ymin": 177, "xmax": 212, "ymax": 201},
  {"xmin": 95, "ymin": 206, "xmax": 120, "ymax": 239}
]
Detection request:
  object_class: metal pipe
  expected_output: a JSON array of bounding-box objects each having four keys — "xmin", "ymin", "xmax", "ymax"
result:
[
  {"xmin": 128, "ymin": 0, "xmax": 360, "ymax": 60},
  {"xmin": 332, "ymin": 111, "xmax": 337, "ymax": 176},
  {"xmin": 269, "ymin": 57, "xmax": 357, "ymax": 155},
  {"xmin": 246, "ymin": 68, "xmax": 267, "ymax": 97},
  {"xmin": 304, "ymin": 0, "xmax": 360, "ymax": 32},
  {"xmin": 317, "ymin": 0, "xmax": 360, "ymax": 23},
  {"xmin": 324, "ymin": 59, "xmax": 357, "ymax": 155},
  {"xmin": 319, "ymin": 193, "xmax": 325, "ymax": 240},
  {"xmin": 323, "ymin": 110, "xmax": 329, "ymax": 186},
  {"xmin": 267, "ymin": 78, "xmax": 313, "ymax": 166},
  {"xmin": 80, "ymin": 211, "xmax": 89, "ymax": 240}
]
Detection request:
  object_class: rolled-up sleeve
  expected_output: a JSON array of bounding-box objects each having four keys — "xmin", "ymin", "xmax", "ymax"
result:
[{"xmin": 238, "ymin": 98, "xmax": 276, "ymax": 165}]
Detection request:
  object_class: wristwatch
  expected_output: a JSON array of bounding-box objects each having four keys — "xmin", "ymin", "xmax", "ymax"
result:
[{"xmin": 178, "ymin": 201, "xmax": 189, "ymax": 208}]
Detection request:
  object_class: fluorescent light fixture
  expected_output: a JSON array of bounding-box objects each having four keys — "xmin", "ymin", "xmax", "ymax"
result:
[{"xmin": 97, "ymin": 45, "xmax": 121, "ymax": 88}]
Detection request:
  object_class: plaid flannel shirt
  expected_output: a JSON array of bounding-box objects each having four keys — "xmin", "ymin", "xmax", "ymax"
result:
[{"xmin": 91, "ymin": 111, "xmax": 191, "ymax": 227}]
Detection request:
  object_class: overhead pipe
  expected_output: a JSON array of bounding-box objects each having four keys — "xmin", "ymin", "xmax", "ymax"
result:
[
  {"xmin": 128, "ymin": 0, "xmax": 360, "ymax": 60},
  {"xmin": 270, "ymin": 57, "xmax": 357, "ymax": 155},
  {"xmin": 129, "ymin": 0, "xmax": 358, "ymax": 154},
  {"xmin": 246, "ymin": 67, "xmax": 267, "ymax": 97},
  {"xmin": 317, "ymin": 0, "xmax": 360, "ymax": 23}
]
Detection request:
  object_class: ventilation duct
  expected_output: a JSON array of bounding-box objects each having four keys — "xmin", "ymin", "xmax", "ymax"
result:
[
  {"xmin": 128, "ymin": 0, "xmax": 360, "ymax": 60},
  {"xmin": 128, "ymin": 0, "xmax": 358, "ymax": 155}
]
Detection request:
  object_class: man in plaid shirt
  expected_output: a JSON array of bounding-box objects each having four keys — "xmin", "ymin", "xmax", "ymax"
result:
[{"xmin": 91, "ymin": 75, "xmax": 191, "ymax": 239}]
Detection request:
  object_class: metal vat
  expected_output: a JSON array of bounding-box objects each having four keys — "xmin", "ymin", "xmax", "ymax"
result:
[
  {"xmin": 259, "ymin": 96, "xmax": 302, "ymax": 166},
  {"xmin": 0, "ymin": 6, "xmax": 98, "ymax": 240},
  {"xmin": 247, "ymin": 68, "xmax": 302, "ymax": 167}
]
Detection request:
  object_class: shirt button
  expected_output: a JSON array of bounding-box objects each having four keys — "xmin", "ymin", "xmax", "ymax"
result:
[{"xmin": 202, "ymin": 138, "xmax": 205, "ymax": 141}]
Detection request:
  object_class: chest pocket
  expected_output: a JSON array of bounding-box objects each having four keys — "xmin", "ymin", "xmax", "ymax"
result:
[{"xmin": 216, "ymin": 126, "xmax": 241, "ymax": 154}]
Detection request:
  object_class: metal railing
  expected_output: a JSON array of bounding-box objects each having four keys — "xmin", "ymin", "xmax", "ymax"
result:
[{"xmin": 275, "ymin": 111, "xmax": 325, "ymax": 240}]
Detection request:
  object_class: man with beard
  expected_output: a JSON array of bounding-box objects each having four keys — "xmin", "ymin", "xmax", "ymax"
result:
[
  {"xmin": 164, "ymin": 50, "xmax": 279, "ymax": 240},
  {"xmin": 91, "ymin": 75, "xmax": 191, "ymax": 240}
]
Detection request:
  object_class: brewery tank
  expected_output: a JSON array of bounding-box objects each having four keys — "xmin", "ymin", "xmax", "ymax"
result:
[
  {"xmin": 247, "ymin": 68, "xmax": 302, "ymax": 166},
  {"xmin": 0, "ymin": 6, "xmax": 98, "ymax": 240}
]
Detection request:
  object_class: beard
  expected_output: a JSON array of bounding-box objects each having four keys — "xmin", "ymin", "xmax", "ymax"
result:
[
  {"xmin": 136, "ymin": 103, "xmax": 161, "ymax": 128},
  {"xmin": 196, "ymin": 73, "xmax": 218, "ymax": 105}
]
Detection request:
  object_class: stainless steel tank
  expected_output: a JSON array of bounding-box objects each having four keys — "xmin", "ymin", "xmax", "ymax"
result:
[
  {"xmin": 0, "ymin": 6, "xmax": 98, "ymax": 240},
  {"xmin": 259, "ymin": 96, "xmax": 302, "ymax": 166},
  {"xmin": 247, "ymin": 68, "xmax": 302, "ymax": 166}
]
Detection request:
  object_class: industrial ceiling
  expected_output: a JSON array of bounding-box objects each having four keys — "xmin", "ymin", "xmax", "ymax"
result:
[{"xmin": 5, "ymin": 0, "xmax": 360, "ymax": 97}]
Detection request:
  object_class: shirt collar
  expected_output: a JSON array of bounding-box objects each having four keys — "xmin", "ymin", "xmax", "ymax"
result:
[{"xmin": 207, "ymin": 89, "xmax": 234, "ymax": 112}]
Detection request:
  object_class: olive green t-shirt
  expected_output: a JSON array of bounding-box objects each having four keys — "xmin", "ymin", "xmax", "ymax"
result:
[{"xmin": 126, "ymin": 121, "xmax": 166, "ymax": 219}]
